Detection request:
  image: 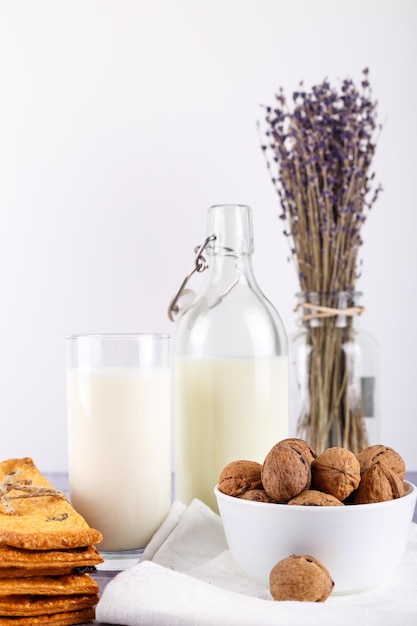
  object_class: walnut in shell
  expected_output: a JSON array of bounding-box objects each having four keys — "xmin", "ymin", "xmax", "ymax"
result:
[
  {"xmin": 240, "ymin": 489, "xmax": 277, "ymax": 503},
  {"xmin": 288, "ymin": 490, "xmax": 344, "ymax": 506},
  {"xmin": 262, "ymin": 442, "xmax": 311, "ymax": 503},
  {"xmin": 279, "ymin": 438, "xmax": 317, "ymax": 464},
  {"xmin": 312, "ymin": 447, "xmax": 360, "ymax": 501},
  {"xmin": 270, "ymin": 554, "xmax": 334, "ymax": 602},
  {"xmin": 356, "ymin": 445, "xmax": 406, "ymax": 479},
  {"xmin": 354, "ymin": 461, "xmax": 406, "ymax": 504},
  {"xmin": 218, "ymin": 460, "xmax": 262, "ymax": 497}
]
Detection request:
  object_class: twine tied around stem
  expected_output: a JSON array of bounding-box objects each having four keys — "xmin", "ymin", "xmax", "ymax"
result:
[
  {"xmin": 294, "ymin": 302, "xmax": 365, "ymax": 322},
  {"xmin": 0, "ymin": 470, "xmax": 69, "ymax": 515}
]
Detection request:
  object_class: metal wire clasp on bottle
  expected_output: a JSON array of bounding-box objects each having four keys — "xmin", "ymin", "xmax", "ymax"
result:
[{"xmin": 168, "ymin": 235, "xmax": 216, "ymax": 322}]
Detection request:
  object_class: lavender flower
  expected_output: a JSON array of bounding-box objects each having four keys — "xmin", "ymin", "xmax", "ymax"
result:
[
  {"xmin": 260, "ymin": 70, "xmax": 383, "ymax": 454},
  {"xmin": 261, "ymin": 69, "xmax": 382, "ymax": 293}
]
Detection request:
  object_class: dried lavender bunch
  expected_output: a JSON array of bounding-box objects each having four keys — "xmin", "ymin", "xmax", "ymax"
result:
[
  {"xmin": 260, "ymin": 70, "xmax": 382, "ymax": 453},
  {"xmin": 261, "ymin": 68, "xmax": 382, "ymax": 293}
]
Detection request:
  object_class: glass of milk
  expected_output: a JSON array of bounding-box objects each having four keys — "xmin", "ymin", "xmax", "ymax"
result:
[{"xmin": 66, "ymin": 334, "xmax": 171, "ymax": 560}]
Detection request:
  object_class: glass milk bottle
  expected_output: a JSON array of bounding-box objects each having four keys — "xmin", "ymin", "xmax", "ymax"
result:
[{"xmin": 172, "ymin": 204, "xmax": 289, "ymax": 510}]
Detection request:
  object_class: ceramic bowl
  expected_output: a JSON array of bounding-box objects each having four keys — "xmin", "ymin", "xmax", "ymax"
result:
[{"xmin": 214, "ymin": 481, "xmax": 417, "ymax": 594}]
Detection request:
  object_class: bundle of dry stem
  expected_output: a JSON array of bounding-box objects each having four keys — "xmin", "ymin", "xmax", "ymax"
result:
[{"xmin": 261, "ymin": 70, "xmax": 381, "ymax": 453}]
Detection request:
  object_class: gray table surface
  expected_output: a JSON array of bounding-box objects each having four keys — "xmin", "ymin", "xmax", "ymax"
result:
[{"xmin": 46, "ymin": 471, "xmax": 417, "ymax": 626}]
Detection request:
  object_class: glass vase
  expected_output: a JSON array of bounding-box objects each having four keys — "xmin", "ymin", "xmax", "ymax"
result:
[{"xmin": 290, "ymin": 292, "xmax": 379, "ymax": 455}]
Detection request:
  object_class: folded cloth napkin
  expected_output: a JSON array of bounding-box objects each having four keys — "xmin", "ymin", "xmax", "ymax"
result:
[{"xmin": 96, "ymin": 499, "xmax": 417, "ymax": 626}]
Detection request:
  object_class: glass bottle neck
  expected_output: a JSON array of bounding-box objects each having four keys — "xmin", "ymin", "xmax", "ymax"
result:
[
  {"xmin": 205, "ymin": 253, "xmax": 253, "ymax": 290},
  {"xmin": 205, "ymin": 204, "xmax": 254, "ymax": 258}
]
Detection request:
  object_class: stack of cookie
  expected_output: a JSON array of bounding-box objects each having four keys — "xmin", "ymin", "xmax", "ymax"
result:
[{"xmin": 0, "ymin": 457, "xmax": 103, "ymax": 625}]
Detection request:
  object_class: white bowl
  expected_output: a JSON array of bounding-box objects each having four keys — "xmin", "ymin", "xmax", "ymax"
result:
[{"xmin": 214, "ymin": 481, "xmax": 417, "ymax": 594}]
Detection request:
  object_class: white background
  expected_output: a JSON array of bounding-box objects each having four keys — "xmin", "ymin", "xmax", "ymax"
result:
[{"xmin": 0, "ymin": 0, "xmax": 416, "ymax": 472}]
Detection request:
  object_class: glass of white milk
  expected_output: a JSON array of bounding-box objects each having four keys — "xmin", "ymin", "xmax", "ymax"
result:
[{"xmin": 66, "ymin": 334, "xmax": 171, "ymax": 562}]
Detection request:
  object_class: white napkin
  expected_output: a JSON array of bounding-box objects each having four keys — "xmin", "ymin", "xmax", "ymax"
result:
[{"xmin": 96, "ymin": 499, "xmax": 417, "ymax": 626}]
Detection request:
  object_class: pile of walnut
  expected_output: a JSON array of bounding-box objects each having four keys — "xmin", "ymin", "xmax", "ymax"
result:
[{"xmin": 218, "ymin": 439, "xmax": 407, "ymax": 601}]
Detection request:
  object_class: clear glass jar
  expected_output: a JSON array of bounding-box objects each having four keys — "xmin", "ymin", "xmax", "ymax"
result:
[
  {"xmin": 290, "ymin": 291, "xmax": 379, "ymax": 455},
  {"xmin": 173, "ymin": 204, "xmax": 289, "ymax": 510}
]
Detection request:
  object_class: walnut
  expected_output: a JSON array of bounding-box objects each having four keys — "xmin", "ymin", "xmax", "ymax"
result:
[
  {"xmin": 240, "ymin": 489, "xmax": 277, "ymax": 503},
  {"xmin": 270, "ymin": 554, "xmax": 334, "ymax": 602},
  {"xmin": 312, "ymin": 447, "xmax": 360, "ymax": 501},
  {"xmin": 356, "ymin": 445, "xmax": 405, "ymax": 479},
  {"xmin": 354, "ymin": 461, "xmax": 406, "ymax": 504},
  {"xmin": 218, "ymin": 460, "xmax": 262, "ymax": 497},
  {"xmin": 261, "ymin": 442, "xmax": 311, "ymax": 503},
  {"xmin": 279, "ymin": 438, "xmax": 317, "ymax": 464},
  {"xmin": 288, "ymin": 489, "xmax": 344, "ymax": 506}
]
